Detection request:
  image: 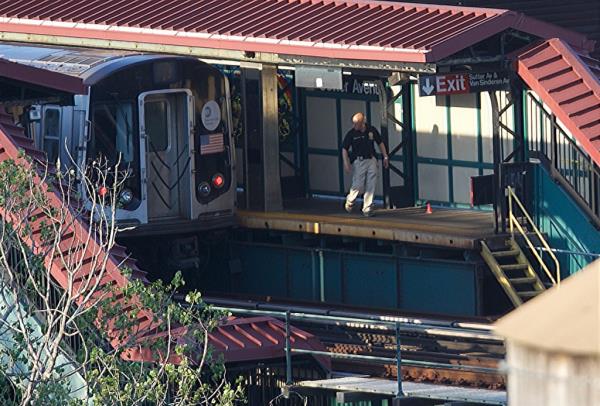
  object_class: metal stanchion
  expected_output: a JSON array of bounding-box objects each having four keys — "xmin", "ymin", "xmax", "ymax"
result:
[
  {"xmin": 285, "ymin": 310, "xmax": 292, "ymax": 386},
  {"xmin": 395, "ymin": 321, "xmax": 403, "ymax": 402}
]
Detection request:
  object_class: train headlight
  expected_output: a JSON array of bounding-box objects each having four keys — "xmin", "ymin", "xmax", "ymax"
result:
[
  {"xmin": 119, "ymin": 188, "xmax": 133, "ymax": 205},
  {"xmin": 212, "ymin": 173, "xmax": 225, "ymax": 189},
  {"xmin": 198, "ymin": 182, "xmax": 211, "ymax": 197}
]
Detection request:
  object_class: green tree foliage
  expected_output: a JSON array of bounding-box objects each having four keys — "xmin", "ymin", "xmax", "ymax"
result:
[{"xmin": 0, "ymin": 156, "xmax": 243, "ymax": 405}]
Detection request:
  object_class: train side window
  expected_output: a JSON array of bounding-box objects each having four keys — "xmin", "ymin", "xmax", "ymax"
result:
[
  {"xmin": 43, "ymin": 108, "xmax": 61, "ymax": 163},
  {"xmin": 144, "ymin": 101, "xmax": 169, "ymax": 152},
  {"xmin": 115, "ymin": 104, "xmax": 134, "ymax": 162},
  {"xmin": 92, "ymin": 103, "xmax": 134, "ymax": 164}
]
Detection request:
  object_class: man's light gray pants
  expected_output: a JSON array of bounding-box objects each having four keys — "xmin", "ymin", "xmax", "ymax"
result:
[{"xmin": 346, "ymin": 157, "xmax": 377, "ymax": 213}]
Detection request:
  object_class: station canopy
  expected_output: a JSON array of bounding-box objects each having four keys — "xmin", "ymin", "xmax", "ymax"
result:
[
  {"xmin": 0, "ymin": 0, "xmax": 594, "ymax": 71},
  {"xmin": 0, "ymin": 0, "xmax": 597, "ymax": 160}
]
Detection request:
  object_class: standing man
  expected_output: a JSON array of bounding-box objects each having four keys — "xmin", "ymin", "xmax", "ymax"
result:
[{"xmin": 342, "ymin": 112, "xmax": 389, "ymax": 217}]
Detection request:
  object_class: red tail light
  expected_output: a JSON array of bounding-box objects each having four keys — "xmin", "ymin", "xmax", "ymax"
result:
[{"xmin": 212, "ymin": 173, "xmax": 224, "ymax": 189}]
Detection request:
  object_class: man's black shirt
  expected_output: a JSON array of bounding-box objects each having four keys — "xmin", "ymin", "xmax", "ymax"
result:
[{"xmin": 342, "ymin": 125, "xmax": 382, "ymax": 161}]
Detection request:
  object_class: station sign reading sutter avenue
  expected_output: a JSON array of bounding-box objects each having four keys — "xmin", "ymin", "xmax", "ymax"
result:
[{"xmin": 418, "ymin": 71, "xmax": 511, "ymax": 96}]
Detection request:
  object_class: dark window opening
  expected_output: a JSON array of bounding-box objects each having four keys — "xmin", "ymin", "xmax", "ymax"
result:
[
  {"xmin": 91, "ymin": 103, "xmax": 135, "ymax": 164},
  {"xmin": 145, "ymin": 100, "xmax": 169, "ymax": 152},
  {"xmin": 89, "ymin": 102, "xmax": 141, "ymax": 203},
  {"xmin": 43, "ymin": 108, "xmax": 60, "ymax": 163}
]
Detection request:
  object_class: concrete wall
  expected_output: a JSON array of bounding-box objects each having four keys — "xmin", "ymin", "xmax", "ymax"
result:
[{"xmin": 507, "ymin": 342, "xmax": 600, "ymax": 406}]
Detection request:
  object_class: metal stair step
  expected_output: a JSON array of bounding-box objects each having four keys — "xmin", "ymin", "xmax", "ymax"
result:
[
  {"xmin": 500, "ymin": 264, "xmax": 529, "ymax": 271},
  {"xmin": 491, "ymin": 249, "xmax": 520, "ymax": 258},
  {"xmin": 517, "ymin": 291, "xmax": 540, "ymax": 298},
  {"xmin": 509, "ymin": 277, "xmax": 537, "ymax": 284}
]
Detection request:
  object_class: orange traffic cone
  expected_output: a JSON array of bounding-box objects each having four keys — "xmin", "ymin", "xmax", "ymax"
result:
[{"xmin": 425, "ymin": 202, "xmax": 433, "ymax": 214}]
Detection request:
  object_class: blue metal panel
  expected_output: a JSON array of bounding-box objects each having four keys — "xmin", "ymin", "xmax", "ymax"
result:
[
  {"xmin": 343, "ymin": 255, "xmax": 398, "ymax": 308},
  {"xmin": 534, "ymin": 165, "xmax": 599, "ymax": 276},
  {"xmin": 401, "ymin": 260, "xmax": 477, "ymax": 315},
  {"xmin": 237, "ymin": 245, "xmax": 287, "ymax": 296},
  {"xmin": 230, "ymin": 241, "xmax": 481, "ymax": 315},
  {"xmin": 323, "ymin": 252, "xmax": 343, "ymax": 303},
  {"xmin": 288, "ymin": 251, "xmax": 314, "ymax": 301}
]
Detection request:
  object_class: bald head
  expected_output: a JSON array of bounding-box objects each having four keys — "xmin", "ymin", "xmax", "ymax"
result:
[{"xmin": 352, "ymin": 112, "xmax": 366, "ymax": 131}]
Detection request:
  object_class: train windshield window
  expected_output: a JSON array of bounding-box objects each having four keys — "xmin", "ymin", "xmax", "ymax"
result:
[
  {"xmin": 92, "ymin": 103, "xmax": 134, "ymax": 164},
  {"xmin": 43, "ymin": 108, "xmax": 60, "ymax": 163},
  {"xmin": 144, "ymin": 101, "xmax": 169, "ymax": 152}
]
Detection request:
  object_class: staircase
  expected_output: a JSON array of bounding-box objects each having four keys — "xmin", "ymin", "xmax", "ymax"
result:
[
  {"xmin": 481, "ymin": 238, "xmax": 547, "ymax": 307},
  {"xmin": 481, "ymin": 187, "xmax": 561, "ymax": 308}
]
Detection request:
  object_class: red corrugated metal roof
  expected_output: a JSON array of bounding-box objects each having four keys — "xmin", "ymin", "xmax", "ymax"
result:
[
  {"xmin": 210, "ymin": 317, "xmax": 329, "ymax": 366},
  {"xmin": 515, "ymin": 38, "xmax": 600, "ymax": 166},
  {"xmin": 131, "ymin": 316, "xmax": 330, "ymax": 369},
  {"xmin": 0, "ymin": 111, "xmax": 156, "ymax": 359},
  {"xmin": 414, "ymin": 0, "xmax": 600, "ymax": 58},
  {"xmin": 0, "ymin": 0, "xmax": 593, "ymax": 63},
  {"xmin": 0, "ymin": 110, "xmax": 327, "ymax": 368},
  {"xmin": 0, "ymin": 57, "xmax": 86, "ymax": 94}
]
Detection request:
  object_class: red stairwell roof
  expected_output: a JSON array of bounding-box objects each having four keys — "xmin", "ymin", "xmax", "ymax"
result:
[
  {"xmin": 0, "ymin": 0, "xmax": 593, "ymax": 63},
  {"xmin": 515, "ymin": 39, "xmax": 600, "ymax": 166},
  {"xmin": 209, "ymin": 317, "xmax": 329, "ymax": 366},
  {"xmin": 0, "ymin": 57, "xmax": 86, "ymax": 94}
]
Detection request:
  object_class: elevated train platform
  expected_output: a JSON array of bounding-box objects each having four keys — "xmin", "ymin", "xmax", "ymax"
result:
[
  {"xmin": 1, "ymin": 0, "xmax": 599, "ymax": 402},
  {"xmin": 238, "ymin": 200, "xmax": 495, "ymax": 250}
]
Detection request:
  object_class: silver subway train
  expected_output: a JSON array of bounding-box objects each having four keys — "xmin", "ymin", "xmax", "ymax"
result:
[{"xmin": 1, "ymin": 44, "xmax": 236, "ymax": 233}]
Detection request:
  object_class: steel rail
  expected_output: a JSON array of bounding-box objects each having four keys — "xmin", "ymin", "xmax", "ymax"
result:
[
  {"xmin": 291, "ymin": 349, "xmax": 502, "ymax": 375},
  {"xmin": 213, "ymin": 306, "xmax": 503, "ymax": 342},
  {"xmin": 204, "ymin": 296, "xmax": 495, "ymax": 330}
]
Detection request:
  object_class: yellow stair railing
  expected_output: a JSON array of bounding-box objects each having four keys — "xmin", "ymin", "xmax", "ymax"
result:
[{"xmin": 507, "ymin": 186, "xmax": 561, "ymax": 287}]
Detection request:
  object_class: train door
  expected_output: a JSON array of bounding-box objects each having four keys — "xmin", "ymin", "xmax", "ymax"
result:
[
  {"xmin": 138, "ymin": 90, "xmax": 194, "ymax": 222},
  {"xmin": 39, "ymin": 106, "xmax": 61, "ymax": 164}
]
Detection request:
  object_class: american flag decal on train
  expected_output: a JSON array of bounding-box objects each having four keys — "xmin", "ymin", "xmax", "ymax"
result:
[{"xmin": 200, "ymin": 133, "xmax": 224, "ymax": 155}]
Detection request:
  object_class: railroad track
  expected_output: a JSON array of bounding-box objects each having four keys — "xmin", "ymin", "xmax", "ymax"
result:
[
  {"xmin": 204, "ymin": 295, "xmax": 506, "ymax": 389},
  {"xmin": 296, "ymin": 319, "xmax": 505, "ymax": 389}
]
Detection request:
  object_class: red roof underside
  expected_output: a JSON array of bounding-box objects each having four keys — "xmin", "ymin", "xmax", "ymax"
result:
[
  {"xmin": 515, "ymin": 39, "xmax": 600, "ymax": 166},
  {"xmin": 210, "ymin": 317, "xmax": 329, "ymax": 367},
  {"xmin": 0, "ymin": 0, "xmax": 592, "ymax": 63},
  {"xmin": 0, "ymin": 58, "xmax": 86, "ymax": 94}
]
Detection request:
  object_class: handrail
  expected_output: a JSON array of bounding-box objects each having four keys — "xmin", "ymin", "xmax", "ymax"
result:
[
  {"xmin": 526, "ymin": 93, "xmax": 600, "ymax": 224},
  {"xmin": 507, "ymin": 186, "xmax": 561, "ymax": 286},
  {"xmin": 211, "ymin": 306, "xmax": 501, "ymax": 341}
]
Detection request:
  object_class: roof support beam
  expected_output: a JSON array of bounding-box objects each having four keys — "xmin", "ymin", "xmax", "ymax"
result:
[
  {"xmin": 0, "ymin": 31, "xmax": 435, "ymax": 73},
  {"xmin": 261, "ymin": 64, "xmax": 282, "ymax": 211}
]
